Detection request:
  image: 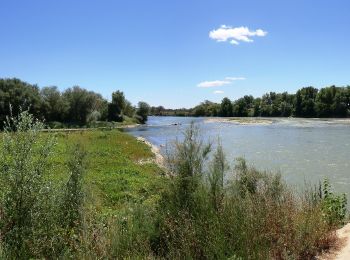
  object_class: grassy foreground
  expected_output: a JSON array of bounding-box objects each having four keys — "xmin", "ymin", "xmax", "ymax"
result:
[
  {"xmin": 0, "ymin": 112, "xmax": 347, "ymax": 259},
  {"xmin": 53, "ymin": 129, "xmax": 165, "ymax": 213}
]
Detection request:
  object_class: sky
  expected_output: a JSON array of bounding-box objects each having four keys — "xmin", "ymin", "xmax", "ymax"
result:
[{"xmin": 1, "ymin": 0, "xmax": 349, "ymax": 108}]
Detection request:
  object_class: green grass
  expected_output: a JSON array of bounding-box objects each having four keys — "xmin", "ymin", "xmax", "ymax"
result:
[{"xmin": 51, "ymin": 129, "xmax": 165, "ymax": 214}]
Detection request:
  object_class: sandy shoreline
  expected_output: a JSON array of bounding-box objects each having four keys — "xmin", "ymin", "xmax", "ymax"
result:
[
  {"xmin": 136, "ymin": 136, "xmax": 165, "ymax": 167},
  {"xmin": 205, "ymin": 117, "xmax": 274, "ymax": 125},
  {"xmin": 204, "ymin": 117, "xmax": 350, "ymax": 126},
  {"xmin": 318, "ymin": 223, "xmax": 350, "ymax": 260}
]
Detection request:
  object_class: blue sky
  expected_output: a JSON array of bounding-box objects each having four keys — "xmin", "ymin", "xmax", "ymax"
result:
[{"xmin": 1, "ymin": 0, "xmax": 349, "ymax": 108}]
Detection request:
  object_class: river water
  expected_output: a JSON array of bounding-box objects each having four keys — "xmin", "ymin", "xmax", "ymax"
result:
[{"xmin": 126, "ymin": 116, "xmax": 350, "ymax": 195}]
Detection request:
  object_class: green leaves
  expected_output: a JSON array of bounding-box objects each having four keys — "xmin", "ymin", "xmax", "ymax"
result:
[
  {"xmin": 136, "ymin": 101, "xmax": 151, "ymax": 124},
  {"xmin": 0, "ymin": 110, "xmax": 57, "ymax": 258},
  {"xmin": 321, "ymin": 178, "xmax": 347, "ymax": 226}
]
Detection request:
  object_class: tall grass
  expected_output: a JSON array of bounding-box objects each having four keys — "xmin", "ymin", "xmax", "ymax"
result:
[{"xmin": 152, "ymin": 123, "xmax": 346, "ymax": 259}]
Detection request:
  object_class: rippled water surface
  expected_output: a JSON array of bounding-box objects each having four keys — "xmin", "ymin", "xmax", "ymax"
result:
[{"xmin": 126, "ymin": 116, "xmax": 350, "ymax": 195}]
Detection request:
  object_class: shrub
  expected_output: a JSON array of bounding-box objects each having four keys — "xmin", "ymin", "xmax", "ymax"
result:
[
  {"xmin": 208, "ymin": 140, "xmax": 228, "ymax": 211},
  {"xmin": 0, "ymin": 111, "xmax": 88, "ymax": 259},
  {"xmin": 321, "ymin": 178, "xmax": 347, "ymax": 226},
  {"xmin": 0, "ymin": 111, "xmax": 58, "ymax": 258}
]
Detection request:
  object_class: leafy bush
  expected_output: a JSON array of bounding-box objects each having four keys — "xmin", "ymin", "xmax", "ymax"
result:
[
  {"xmin": 0, "ymin": 111, "xmax": 58, "ymax": 258},
  {"xmin": 321, "ymin": 179, "xmax": 347, "ymax": 226},
  {"xmin": 0, "ymin": 111, "xmax": 87, "ymax": 258}
]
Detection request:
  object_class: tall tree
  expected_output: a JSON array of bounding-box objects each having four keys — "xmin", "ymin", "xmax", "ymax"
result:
[
  {"xmin": 220, "ymin": 98, "xmax": 233, "ymax": 117},
  {"xmin": 0, "ymin": 78, "xmax": 43, "ymax": 127},
  {"xmin": 136, "ymin": 101, "xmax": 150, "ymax": 124},
  {"xmin": 63, "ymin": 86, "xmax": 104, "ymax": 125},
  {"xmin": 40, "ymin": 86, "xmax": 69, "ymax": 122},
  {"xmin": 108, "ymin": 90, "xmax": 126, "ymax": 122},
  {"xmin": 294, "ymin": 87, "xmax": 318, "ymax": 117},
  {"xmin": 123, "ymin": 100, "xmax": 136, "ymax": 118}
]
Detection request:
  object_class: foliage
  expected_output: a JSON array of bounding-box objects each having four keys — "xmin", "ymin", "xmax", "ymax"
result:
[
  {"xmin": 124, "ymin": 100, "xmax": 136, "ymax": 118},
  {"xmin": 321, "ymin": 179, "xmax": 347, "ymax": 226},
  {"xmin": 151, "ymin": 85, "xmax": 350, "ymax": 118},
  {"xmin": 108, "ymin": 90, "xmax": 126, "ymax": 122},
  {"xmin": 208, "ymin": 140, "xmax": 227, "ymax": 211},
  {"xmin": 60, "ymin": 144, "xmax": 86, "ymax": 230},
  {"xmin": 0, "ymin": 111, "xmax": 92, "ymax": 258},
  {"xmin": 63, "ymin": 86, "xmax": 107, "ymax": 125},
  {"xmin": 136, "ymin": 101, "xmax": 151, "ymax": 124},
  {"xmin": 40, "ymin": 86, "xmax": 69, "ymax": 122},
  {"xmin": 0, "ymin": 111, "xmax": 58, "ymax": 258},
  {"xmin": 192, "ymin": 100, "xmax": 220, "ymax": 116},
  {"xmin": 165, "ymin": 123, "xmax": 211, "ymax": 210},
  {"xmin": 0, "ymin": 78, "xmax": 43, "ymax": 127},
  {"xmin": 0, "ymin": 78, "xmax": 150, "ymax": 128},
  {"xmin": 220, "ymin": 97, "xmax": 234, "ymax": 117},
  {"xmin": 3, "ymin": 77, "xmax": 350, "ymax": 125}
]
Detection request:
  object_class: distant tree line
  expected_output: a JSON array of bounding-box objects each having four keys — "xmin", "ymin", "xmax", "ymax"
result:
[
  {"xmin": 0, "ymin": 78, "xmax": 150, "ymax": 127},
  {"xmin": 150, "ymin": 86, "xmax": 350, "ymax": 118}
]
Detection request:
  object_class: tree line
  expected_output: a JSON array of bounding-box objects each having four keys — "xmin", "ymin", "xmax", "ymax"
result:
[
  {"xmin": 0, "ymin": 78, "xmax": 150, "ymax": 127},
  {"xmin": 151, "ymin": 85, "xmax": 350, "ymax": 118}
]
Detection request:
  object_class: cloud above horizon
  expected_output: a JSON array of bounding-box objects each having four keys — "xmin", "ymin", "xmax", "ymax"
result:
[
  {"xmin": 197, "ymin": 76, "xmax": 245, "ymax": 88},
  {"xmin": 213, "ymin": 90, "xmax": 224, "ymax": 94},
  {"xmin": 209, "ymin": 25, "xmax": 267, "ymax": 45}
]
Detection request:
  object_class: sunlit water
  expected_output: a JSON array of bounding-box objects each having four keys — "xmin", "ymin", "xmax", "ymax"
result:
[{"xmin": 126, "ymin": 116, "xmax": 350, "ymax": 196}]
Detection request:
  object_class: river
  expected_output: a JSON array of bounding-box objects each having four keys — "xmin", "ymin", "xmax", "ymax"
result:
[{"xmin": 126, "ymin": 116, "xmax": 350, "ymax": 196}]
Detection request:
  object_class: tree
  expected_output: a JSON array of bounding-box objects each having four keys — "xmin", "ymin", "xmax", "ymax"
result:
[
  {"xmin": 220, "ymin": 97, "xmax": 233, "ymax": 117},
  {"xmin": 123, "ymin": 100, "xmax": 136, "ymax": 118},
  {"xmin": 279, "ymin": 92, "xmax": 294, "ymax": 117},
  {"xmin": 294, "ymin": 87, "xmax": 318, "ymax": 117},
  {"xmin": 260, "ymin": 93, "xmax": 272, "ymax": 116},
  {"xmin": 333, "ymin": 89, "xmax": 349, "ymax": 117},
  {"xmin": 0, "ymin": 78, "xmax": 43, "ymax": 127},
  {"xmin": 40, "ymin": 86, "xmax": 69, "ymax": 122},
  {"xmin": 233, "ymin": 96, "xmax": 253, "ymax": 117},
  {"xmin": 108, "ymin": 90, "xmax": 126, "ymax": 122},
  {"xmin": 253, "ymin": 98, "xmax": 262, "ymax": 116},
  {"xmin": 136, "ymin": 101, "xmax": 150, "ymax": 124},
  {"xmin": 315, "ymin": 86, "xmax": 349, "ymax": 117},
  {"xmin": 63, "ymin": 86, "xmax": 105, "ymax": 125}
]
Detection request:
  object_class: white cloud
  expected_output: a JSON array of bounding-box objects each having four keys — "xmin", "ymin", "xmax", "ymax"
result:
[
  {"xmin": 209, "ymin": 25, "xmax": 267, "ymax": 45},
  {"xmin": 197, "ymin": 80, "xmax": 231, "ymax": 88},
  {"xmin": 197, "ymin": 76, "xmax": 245, "ymax": 88},
  {"xmin": 230, "ymin": 40, "xmax": 239, "ymax": 45},
  {"xmin": 225, "ymin": 77, "xmax": 246, "ymax": 81},
  {"xmin": 214, "ymin": 90, "xmax": 224, "ymax": 94}
]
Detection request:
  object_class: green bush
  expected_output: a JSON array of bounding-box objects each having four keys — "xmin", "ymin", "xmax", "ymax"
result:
[
  {"xmin": 0, "ymin": 111, "xmax": 87, "ymax": 259},
  {"xmin": 321, "ymin": 178, "xmax": 347, "ymax": 226},
  {"xmin": 0, "ymin": 111, "xmax": 58, "ymax": 258}
]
